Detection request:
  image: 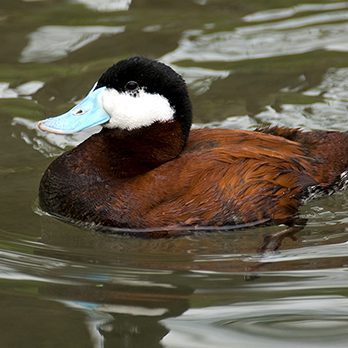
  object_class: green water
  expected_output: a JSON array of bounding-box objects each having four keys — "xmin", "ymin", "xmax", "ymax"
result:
[{"xmin": 1, "ymin": 0, "xmax": 348, "ymax": 347}]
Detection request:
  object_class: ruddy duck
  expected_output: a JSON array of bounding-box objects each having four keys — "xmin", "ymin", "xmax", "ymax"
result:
[{"xmin": 38, "ymin": 57, "xmax": 348, "ymax": 242}]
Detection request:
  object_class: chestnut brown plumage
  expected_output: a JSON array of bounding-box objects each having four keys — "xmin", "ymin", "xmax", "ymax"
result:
[{"xmin": 39, "ymin": 124, "xmax": 348, "ymax": 233}]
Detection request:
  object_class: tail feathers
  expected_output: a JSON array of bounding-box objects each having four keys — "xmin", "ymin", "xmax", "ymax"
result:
[{"xmin": 302, "ymin": 170, "xmax": 348, "ymax": 203}]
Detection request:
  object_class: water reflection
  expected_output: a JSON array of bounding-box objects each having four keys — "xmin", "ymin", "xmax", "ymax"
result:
[
  {"xmin": 0, "ymin": 205, "xmax": 348, "ymax": 347},
  {"xmin": 162, "ymin": 295, "xmax": 348, "ymax": 348},
  {"xmin": 53, "ymin": 279, "xmax": 191, "ymax": 348},
  {"xmin": 27, "ymin": 222, "xmax": 195, "ymax": 347},
  {"xmin": 20, "ymin": 26, "xmax": 125, "ymax": 63},
  {"xmin": 0, "ymin": 81, "xmax": 44, "ymax": 99},
  {"xmin": 256, "ymin": 67, "xmax": 348, "ymax": 130},
  {"xmin": 175, "ymin": 65, "xmax": 230, "ymax": 96},
  {"xmin": 72, "ymin": 0, "xmax": 133, "ymax": 12},
  {"xmin": 162, "ymin": 7, "xmax": 348, "ymax": 63},
  {"xmin": 243, "ymin": 2, "xmax": 348, "ymax": 22},
  {"xmin": 1, "ymin": 0, "xmax": 348, "ymax": 347},
  {"xmin": 12, "ymin": 116, "xmax": 97, "ymax": 156}
]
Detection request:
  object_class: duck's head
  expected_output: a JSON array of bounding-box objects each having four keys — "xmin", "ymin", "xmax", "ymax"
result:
[{"xmin": 38, "ymin": 57, "xmax": 192, "ymax": 143}]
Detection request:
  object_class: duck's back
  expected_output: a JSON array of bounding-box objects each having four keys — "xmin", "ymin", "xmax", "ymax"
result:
[{"xmin": 257, "ymin": 126, "xmax": 348, "ymax": 185}]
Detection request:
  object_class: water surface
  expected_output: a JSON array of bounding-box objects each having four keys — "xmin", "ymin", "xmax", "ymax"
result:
[{"xmin": 1, "ymin": 1, "xmax": 348, "ymax": 347}]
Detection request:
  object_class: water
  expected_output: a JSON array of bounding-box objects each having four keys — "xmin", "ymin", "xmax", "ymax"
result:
[{"xmin": 1, "ymin": 0, "xmax": 348, "ymax": 347}]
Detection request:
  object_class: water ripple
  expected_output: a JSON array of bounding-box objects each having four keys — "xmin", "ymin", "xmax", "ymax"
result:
[
  {"xmin": 72, "ymin": 0, "xmax": 132, "ymax": 12},
  {"xmin": 162, "ymin": 296, "xmax": 348, "ymax": 348},
  {"xmin": 162, "ymin": 10, "xmax": 348, "ymax": 64},
  {"xmin": 20, "ymin": 25, "xmax": 125, "ymax": 63},
  {"xmin": 243, "ymin": 2, "xmax": 348, "ymax": 22}
]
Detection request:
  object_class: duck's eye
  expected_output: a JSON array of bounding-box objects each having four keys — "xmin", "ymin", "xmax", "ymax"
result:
[{"xmin": 125, "ymin": 81, "xmax": 139, "ymax": 91}]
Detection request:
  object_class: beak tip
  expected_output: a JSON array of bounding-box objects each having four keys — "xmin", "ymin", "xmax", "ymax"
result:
[
  {"xmin": 37, "ymin": 121, "xmax": 45, "ymax": 132},
  {"xmin": 36, "ymin": 120, "xmax": 70, "ymax": 135}
]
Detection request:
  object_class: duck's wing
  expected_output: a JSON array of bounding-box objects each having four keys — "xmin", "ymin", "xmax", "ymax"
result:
[{"xmin": 139, "ymin": 129, "xmax": 318, "ymax": 229}]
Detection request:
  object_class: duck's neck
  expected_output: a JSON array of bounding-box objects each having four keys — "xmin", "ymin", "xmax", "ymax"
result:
[{"xmin": 97, "ymin": 121, "xmax": 187, "ymax": 178}]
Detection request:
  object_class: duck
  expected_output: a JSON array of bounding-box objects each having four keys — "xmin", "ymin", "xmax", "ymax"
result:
[{"xmin": 38, "ymin": 56, "xmax": 348, "ymax": 241}]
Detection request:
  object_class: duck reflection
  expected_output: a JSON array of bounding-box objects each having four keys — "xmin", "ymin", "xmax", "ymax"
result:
[
  {"xmin": 38, "ymin": 220, "xmax": 196, "ymax": 348},
  {"xmin": 36, "ymin": 214, "xmax": 348, "ymax": 347}
]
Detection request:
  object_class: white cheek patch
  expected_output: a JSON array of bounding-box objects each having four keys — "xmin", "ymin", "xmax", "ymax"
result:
[{"xmin": 101, "ymin": 88, "xmax": 175, "ymax": 130}]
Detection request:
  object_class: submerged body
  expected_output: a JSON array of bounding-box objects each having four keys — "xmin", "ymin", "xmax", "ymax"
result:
[{"xmin": 38, "ymin": 57, "xmax": 348, "ymax": 234}]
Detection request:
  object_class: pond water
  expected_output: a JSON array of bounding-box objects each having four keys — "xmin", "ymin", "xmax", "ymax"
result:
[{"xmin": 1, "ymin": 0, "xmax": 348, "ymax": 347}]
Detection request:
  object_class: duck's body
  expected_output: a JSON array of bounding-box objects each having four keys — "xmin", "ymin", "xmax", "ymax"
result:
[
  {"xmin": 38, "ymin": 57, "xmax": 348, "ymax": 235},
  {"xmin": 39, "ymin": 126, "xmax": 348, "ymax": 232}
]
